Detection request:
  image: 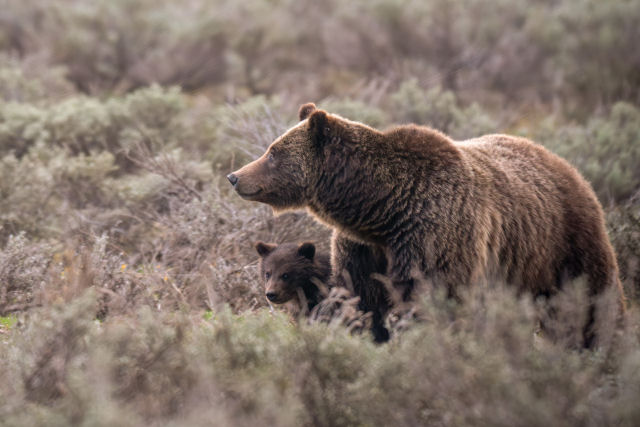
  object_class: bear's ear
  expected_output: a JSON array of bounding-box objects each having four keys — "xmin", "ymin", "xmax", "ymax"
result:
[
  {"xmin": 255, "ymin": 241, "xmax": 277, "ymax": 257},
  {"xmin": 297, "ymin": 242, "xmax": 316, "ymax": 260},
  {"xmin": 307, "ymin": 109, "xmax": 331, "ymax": 146},
  {"xmin": 308, "ymin": 109, "xmax": 328, "ymax": 132},
  {"xmin": 308, "ymin": 109, "xmax": 344, "ymax": 149},
  {"xmin": 298, "ymin": 103, "xmax": 317, "ymax": 121}
]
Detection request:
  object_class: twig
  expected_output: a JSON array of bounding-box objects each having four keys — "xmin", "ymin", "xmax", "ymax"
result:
[{"xmin": 123, "ymin": 125, "xmax": 203, "ymax": 202}]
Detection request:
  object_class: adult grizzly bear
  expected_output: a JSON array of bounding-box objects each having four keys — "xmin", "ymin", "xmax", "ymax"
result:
[{"xmin": 228, "ymin": 103, "xmax": 625, "ymax": 345}]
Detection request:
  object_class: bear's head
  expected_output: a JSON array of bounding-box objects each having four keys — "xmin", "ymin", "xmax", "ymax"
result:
[
  {"xmin": 227, "ymin": 103, "xmax": 373, "ymax": 211},
  {"xmin": 255, "ymin": 240, "xmax": 317, "ymax": 304}
]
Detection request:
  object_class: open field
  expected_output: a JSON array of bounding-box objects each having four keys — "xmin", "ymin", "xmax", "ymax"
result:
[{"xmin": 1, "ymin": 1, "xmax": 639, "ymax": 425}]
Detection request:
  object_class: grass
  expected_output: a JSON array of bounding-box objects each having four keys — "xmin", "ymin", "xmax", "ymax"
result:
[{"xmin": 0, "ymin": 314, "xmax": 17, "ymax": 329}]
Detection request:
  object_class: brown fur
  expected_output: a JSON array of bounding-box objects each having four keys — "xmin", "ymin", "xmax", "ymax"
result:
[
  {"xmin": 232, "ymin": 103, "xmax": 626, "ymax": 345},
  {"xmin": 256, "ymin": 241, "xmax": 331, "ymax": 313}
]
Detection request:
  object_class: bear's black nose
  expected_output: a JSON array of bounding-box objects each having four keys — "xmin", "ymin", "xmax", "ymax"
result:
[
  {"xmin": 266, "ymin": 292, "xmax": 278, "ymax": 302},
  {"xmin": 227, "ymin": 173, "xmax": 238, "ymax": 186}
]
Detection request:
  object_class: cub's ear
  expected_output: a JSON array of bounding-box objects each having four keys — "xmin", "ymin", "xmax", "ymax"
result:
[
  {"xmin": 297, "ymin": 242, "xmax": 316, "ymax": 260},
  {"xmin": 255, "ymin": 241, "xmax": 277, "ymax": 257},
  {"xmin": 298, "ymin": 103, "xmax": 317, "ymax": 121}
]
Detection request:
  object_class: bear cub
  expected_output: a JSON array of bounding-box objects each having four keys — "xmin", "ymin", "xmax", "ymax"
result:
[{"xmin": 256, "ymin": 241, "xmax": 331, "ymax": 313}]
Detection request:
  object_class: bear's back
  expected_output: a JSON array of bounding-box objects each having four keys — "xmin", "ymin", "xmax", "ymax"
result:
[
  {"xmin": 456, "ymin": 134, "xmax": 598, "ymax": 212},
  {"xmin": 455, "ymin": 134, "xmax": 614, "ymax": 292}
]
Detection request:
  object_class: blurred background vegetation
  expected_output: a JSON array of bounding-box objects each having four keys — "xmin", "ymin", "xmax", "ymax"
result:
[{"xmin": 1, "ymin": 0, "xmax": 639, "ymax": 425}]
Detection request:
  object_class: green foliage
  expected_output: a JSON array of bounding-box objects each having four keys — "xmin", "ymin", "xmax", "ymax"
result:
[
  {"xmin": 0, "ymin": 315, "xmax": 17, "ymax": 329},
  {"xmin": 0, "ymin": 65, "xmax": 72, "ymax": 104},
  {"xmin": 608, "ymin": 194, "xmax": 640, "ymax": 300},
  {"xmin": 391, "ymin": 79, "xmax": 497, "ymax": 138},
  {"xmin": 0, "ymin": 103, "xmax": 47, "ymax": 156},
  {"xmin": 0, "ymin": 152, "xmax": 53, "ymax": 239},
  {"xmin": 2, "ymin": 0, "xmax": 638, "ymax": 106},
  {"xmin": 541, "ymin": 102, "xmax": 640, "ymax": 203},
  {"xmin": 0, "ymin": 233, "xmax": 50, "ymax": 314},
  {"xmin": 0, "ymin": 3, "xmax": 638, "ymax": 425},
  {"xmin": 202, "ymin": 96, "xmax": 288, "ymax": 171},
  {"xmin": 10, "ymin": 0, "xmax": 226, "ymax": 93},
  {"xmin": 0, "ymin": 85, "xmax": 183, "ymax": 160},
  {"xmin": 550, "ymin": 0, "xmax": 640, "ymax": 107},
  {"xmin": 0, "ymin": 85, "xmax": 192, "ymax": 241},
  {"xmin": 1, "ymin": 285, "xmax": 640, "ymax": 426},
  {"xmin": 319, "ymin": 99, "xmax": 388, "ymax": 129}
]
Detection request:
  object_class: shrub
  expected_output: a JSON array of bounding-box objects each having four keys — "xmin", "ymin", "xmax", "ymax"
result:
[
  {"xmin": 1, "ymin": 0, "xmax": 638, "ymax": 108},
  {"xmin": 0, "ymin": 64, "xmax": 73, "ymax": 104},
  {"xmin": 0, "ymin": 0, "xmax": 227, "ymax": 93},
  {"xmin": 1, "ymin": 284, "xmax": 640, "ymax": 426},
  {"xmin": 391, "ymin": 79, "xmax": 497, "ymax": 138},
  {"xmin": 0, "ymin": 233, "xmax": 50, "ymax": 315},
  {"xmin": 0, "ymin": 85, "xmax": 184, "ymax": 163},
  {"xmin": 0, "ymin": 103, "xmax": 47, "ymax": 156},
  {"xmin": 608, "ymin": 193, "xmax": 640, "ymax": 301},
  {"xmin": 201, "ymin": 96, "xmax": 288, "ymax": 171},
  {"xmin": 319, "ymin": 98, "xmax": 388, "ymax": 129},
  {"xmin": 0, "ymin": 151, "xmax": 57, "ymax": 241},
  {"xmin": 541, "ymin": 102, "xmax": 640, "ymax": 204},
  {"xmin": 549, "ymin": 0, "xmax": 640, "ymax": 108}
]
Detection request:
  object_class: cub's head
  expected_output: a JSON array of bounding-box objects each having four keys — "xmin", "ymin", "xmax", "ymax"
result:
[
  {"xmin": 255, "ymin": 241, "xmax": 317, "ymax": 304},
  {"xmin": 227, "ymin": 102, "xmax": 365, "ymax": 211}
]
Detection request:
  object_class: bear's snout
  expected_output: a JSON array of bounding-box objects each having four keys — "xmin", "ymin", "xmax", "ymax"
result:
[
  {"xmin": 228, "ymin": 162, "xmax": 265, "ymax": 200},
  {"xmin": 265, "ymin": 292, "xmax": 278, "ymax": 302}
]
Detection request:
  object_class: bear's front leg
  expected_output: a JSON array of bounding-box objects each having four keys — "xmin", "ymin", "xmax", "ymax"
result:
[{"xmin": 330, "ymin": 232, "xmax": 389, "ymax": 342}]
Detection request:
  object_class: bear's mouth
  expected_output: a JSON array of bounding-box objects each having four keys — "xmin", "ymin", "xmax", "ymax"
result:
[
  {"xmin": 265, "ymin": 294, "xmax": 290, "ymax": 304},
  {"xmin": 236, "ymin": 188, "xmax": 262, "ymax": 199}
]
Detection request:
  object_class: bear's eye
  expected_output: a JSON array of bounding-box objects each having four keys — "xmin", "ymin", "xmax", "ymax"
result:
[
  {"xmin": 268, "ymin": 152, "xmax": 275, "ymax": 162},
  {"xmin": 265, "ymin": 271, "xmax": 271, "ymax": 279},
  {"xmin": 281, "ymin": 273, "xmax": 289, "ymax": 280}
]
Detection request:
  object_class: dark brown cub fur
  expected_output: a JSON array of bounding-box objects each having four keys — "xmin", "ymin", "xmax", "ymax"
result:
[{"xmin": 256, "ymin": 241, "xmax": 331, "ymax": 313}]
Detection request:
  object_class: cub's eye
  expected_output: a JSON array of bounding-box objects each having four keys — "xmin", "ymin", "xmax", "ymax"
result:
[
  {"xmin": 268, "ymin": 152, "xmax": 275, "ymax": 162},
  {"xmin": 281, "ymin": 273, "xmax": 289, "ymax": 280},
  {"xmin": 265, "ymin": 271, "xmax": 271, "ymax": 279}
]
